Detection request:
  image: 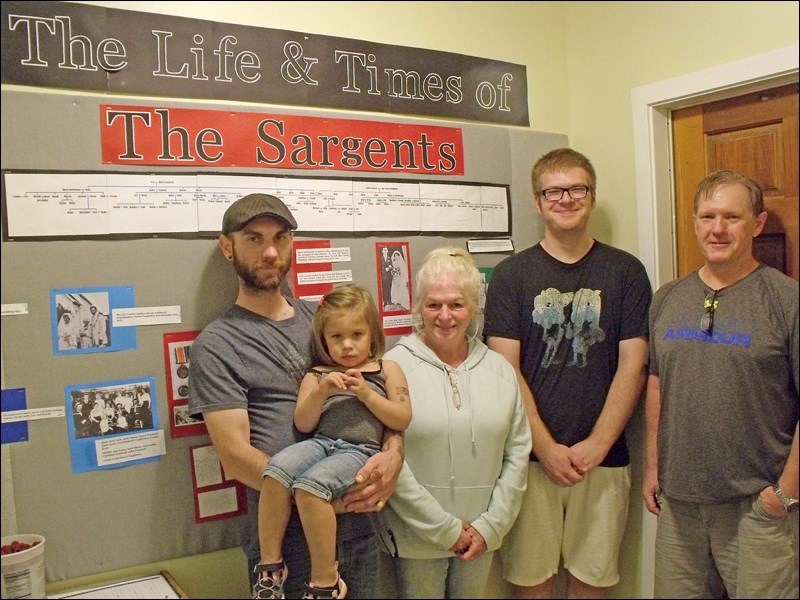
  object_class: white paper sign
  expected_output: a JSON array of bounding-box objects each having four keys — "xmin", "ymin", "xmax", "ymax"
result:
[{"xmin": 112, "ymin": 306, "xmax": 182, "ymax": 326}]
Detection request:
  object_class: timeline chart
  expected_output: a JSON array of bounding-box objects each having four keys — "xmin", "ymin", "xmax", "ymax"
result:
[{"xmin": 3, "ymin": 172, "xmax": 510, "ymax": 238}]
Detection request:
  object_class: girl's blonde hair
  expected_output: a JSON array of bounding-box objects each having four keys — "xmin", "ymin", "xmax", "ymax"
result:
[{"xmin": 312, "ymin": 284, "xmax": 385, "ymax": 366}]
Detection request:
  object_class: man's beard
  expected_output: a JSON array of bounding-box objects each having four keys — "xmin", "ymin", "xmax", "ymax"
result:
[{"xmin": 233, "ymin": 253, "xmax": 291, "ymax": 292}]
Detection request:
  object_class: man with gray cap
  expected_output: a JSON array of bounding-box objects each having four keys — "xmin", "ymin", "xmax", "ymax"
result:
[{"xmin": 189, "ymin": 193, "xmax": 404, "ymax": 598}]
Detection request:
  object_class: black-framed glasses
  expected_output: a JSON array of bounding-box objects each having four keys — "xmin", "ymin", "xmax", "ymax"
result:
[
  {"xmin": 701, "ymin": 290, "xmax": 719, "ymax": 335},
  {"xmin": 539, "ymin": 186, "xmax": 593, "ymax": 202}
]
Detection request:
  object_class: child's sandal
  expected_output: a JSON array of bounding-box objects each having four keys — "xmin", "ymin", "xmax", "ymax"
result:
[{"xmin": 252, "ymin": 560, "xmax": 289, "ymax": 599}]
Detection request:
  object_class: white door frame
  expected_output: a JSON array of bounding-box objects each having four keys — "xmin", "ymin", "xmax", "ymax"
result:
[
  {"xmin": 633, "ymin": 44, "xmax": 799, "ymax": 290},
  {"xmin": 631, "ymin": 43, "xmax": 798, "ymax": 598}
]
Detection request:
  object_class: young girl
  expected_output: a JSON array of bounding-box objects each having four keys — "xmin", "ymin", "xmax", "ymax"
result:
[{"xmin": 253, "ymin": 284, "xmax": 411, "ymax": 600}]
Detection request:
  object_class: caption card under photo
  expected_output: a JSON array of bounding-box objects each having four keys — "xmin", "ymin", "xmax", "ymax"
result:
[
  {"xmin": 113, "ymin": 306, "xmax": 181, "ymax": 326},
  {"xmin": 64, "ymin": 376, "xmax": 163, "ymax": 473},
  {"xmin": 295, "ymin": 246, "xmax": 351, "ymax": 264},
  {"xmin": 296, "ymin": 270, "xmax": 353, "ymax": 285},
  {"xmin": 467, "ymin": 238, "xmax": 514, "ymax": 253}
]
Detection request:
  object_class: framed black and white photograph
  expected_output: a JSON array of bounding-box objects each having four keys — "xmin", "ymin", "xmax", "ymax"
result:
[
  {"xmin": 50, "ymin": 286, "xmax": 137, "ymax": 355},
  {"xmin": 65, "ymin": 377, "xmax": 163, "ymax": 473},
  {"xmin": 375, "ymin": 242, "xmax": 412, "ymax": 313}
]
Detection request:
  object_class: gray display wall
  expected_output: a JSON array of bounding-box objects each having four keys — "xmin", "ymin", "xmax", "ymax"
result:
[{"xmin": 0, "ymin": 87, "xmax": 566, "ymax": 581}]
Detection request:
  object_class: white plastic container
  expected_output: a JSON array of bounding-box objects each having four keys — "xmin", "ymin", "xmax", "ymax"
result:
[{"xmin": 1, "ymin": 534, "xmax": 46, "ymax": 599}]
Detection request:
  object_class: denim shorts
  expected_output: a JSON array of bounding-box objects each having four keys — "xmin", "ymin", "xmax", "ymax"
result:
[{"xmin": 264, "ymin": 434, "xmax": 379, "ymax": 501}]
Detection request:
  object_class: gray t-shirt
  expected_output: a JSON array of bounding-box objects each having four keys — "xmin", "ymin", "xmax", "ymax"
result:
[
  {"xmin": 189, "ymin": 300, "xmax": 314, "ymax": 455},
  {"xmin": 313, "ymin": 365, "xmax": 387, "ymax": 449},
  {"xmin": 188, "ymin": 298, "xmax": 372, "ymax": 556},
  {"xmin": 649, "ymin": 265, "xmax": 799, "ymax": 502}
]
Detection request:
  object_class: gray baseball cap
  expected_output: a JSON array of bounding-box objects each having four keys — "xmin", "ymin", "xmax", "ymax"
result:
[{"xmin": 221, "ymin": 193, "xmax": 298, "ymax": 234}]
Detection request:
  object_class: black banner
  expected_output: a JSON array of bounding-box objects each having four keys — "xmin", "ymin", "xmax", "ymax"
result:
[{"xmin": 1, "ymin": 1, "xmax": 529, "ymax": 126}]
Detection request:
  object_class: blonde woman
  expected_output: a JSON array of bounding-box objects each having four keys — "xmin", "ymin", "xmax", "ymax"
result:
[{"xmin": 382, "ymin": 247, "xmax": 531, "ymax": 598}]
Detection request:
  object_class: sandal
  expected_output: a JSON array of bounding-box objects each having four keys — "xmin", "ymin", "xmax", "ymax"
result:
[
  {"xmin": 301, "ymin": 575, "xmax": 347, "ymax": 599},
  {"xmin": 252, "ymin": 560, "xmax": 289, "ymax": 599}
]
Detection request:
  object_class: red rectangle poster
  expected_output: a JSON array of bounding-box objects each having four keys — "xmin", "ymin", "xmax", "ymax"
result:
[
  {"xmin": 292, "ymin": 239, "xmax": 334, "ymax": 301},
  {"xmin": 189, "ymin": 444, "xmax": 247, "ymax": 523},
  {"xmin": 163, "ymin": 330, "xmax": 205, "ymax": 438}
]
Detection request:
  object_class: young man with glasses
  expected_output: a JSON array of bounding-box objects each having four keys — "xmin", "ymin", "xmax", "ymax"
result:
[
  {"xmin": 644, "ymin": 170, "xmax": 799, "ymax": 598},
  {"xmin": 484, "ymin": 148, "xmax": 652, "ymax": 598}
]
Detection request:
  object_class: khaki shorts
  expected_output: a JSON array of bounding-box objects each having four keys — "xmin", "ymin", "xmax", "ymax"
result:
[
  {"xmin": 654, "ymin": 494, "xmax": 799, "ymax": 598},
  {"xmin": 500, "ymin": 462, "xmax": 630, "ymax": 588}
]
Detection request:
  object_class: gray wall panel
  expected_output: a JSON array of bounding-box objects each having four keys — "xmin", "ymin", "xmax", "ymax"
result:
[{"xmin": 0, "ymin": 87, "xmax": 566, "ymax": 581}]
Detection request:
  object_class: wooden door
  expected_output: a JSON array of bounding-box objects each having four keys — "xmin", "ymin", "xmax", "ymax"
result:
[{"xmin": 672, "ymin": 83, "xmax": 799, "ymax": 280}]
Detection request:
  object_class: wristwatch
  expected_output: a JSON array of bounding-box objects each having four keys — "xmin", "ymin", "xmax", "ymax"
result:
[{"xmin": 773, "ymin": 484, "xmax": 799, "ymax": 512}]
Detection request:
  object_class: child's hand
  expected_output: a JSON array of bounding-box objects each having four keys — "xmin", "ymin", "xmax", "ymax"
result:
[
  {"xmin": 319, "ymin": 371, "xmax": 349, "ymax": 393},
  {"xmin": 344, "ymin": 369, "xmax": 370, "ymax": 401}
]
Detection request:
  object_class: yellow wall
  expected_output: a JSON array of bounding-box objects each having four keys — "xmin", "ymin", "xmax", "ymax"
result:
[
  {"xmin": 563, "ymin": 1, "xmax": 799, "ymax": 253},
  {"xmin": 77, "ymin": 0, "xmax": 799, "ymax": 257},
  {"xmin": 22, "ymin": 2, "xmax": 800, "ymax": 598},
  {"xmin": 76, "ymin": 1, "xmax": 573, "ymax": 134}
]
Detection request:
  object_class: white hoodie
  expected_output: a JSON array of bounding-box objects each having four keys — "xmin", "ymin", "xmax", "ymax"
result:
[{"xmin": 382, "ymin": 333, "xmax": 531, "ymax": 558}]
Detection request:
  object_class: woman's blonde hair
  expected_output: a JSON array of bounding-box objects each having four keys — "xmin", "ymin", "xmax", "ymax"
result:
[
  {"xmin": 411, "ymin": 246, "xmax": 483, "ymax": 339},
  {"xmin": 312, "ymin": 284, "xmax": 385, "ymax": 366}
]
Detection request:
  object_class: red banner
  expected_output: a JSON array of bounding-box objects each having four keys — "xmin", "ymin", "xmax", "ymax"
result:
[{"xmin": 101, "ymin": 105, "xmax": 464, "ymax": 175}]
